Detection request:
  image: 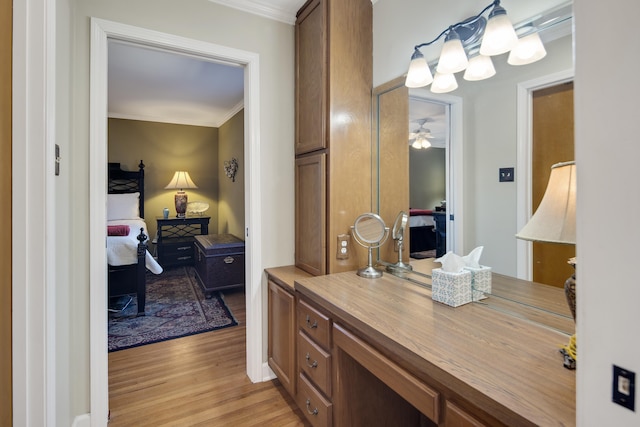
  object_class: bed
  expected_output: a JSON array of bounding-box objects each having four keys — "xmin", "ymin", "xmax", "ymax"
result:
[
  {"xmin": 107, "ymin": 161, "xmax": 163, "ymax": 315},
  {"xmin": 409, "ymin": 208, "xmax": 437, "ymax": 255}
]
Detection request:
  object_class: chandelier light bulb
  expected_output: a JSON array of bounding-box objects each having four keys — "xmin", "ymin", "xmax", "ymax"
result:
[
  {"xmin": 508, "ymin": 32, "xmax": 547, "ymax": 65},
  {"xmin": 405, "ymin": 49, "xmax": 434, "ymax": 88},
  {"xmin": 436, "ymin": 29, "xmax": 469, "ymax": 74},
  {"xmin": 431, "ymin": 72, "xmax": 458, "ymax": 94},
  {"xmin": 463, "ymin": 54, "xmax": 496, "ymax": 81},
  {"xmin": 480, "ymin": 5, "xmax": 518, "ymax": 56}
]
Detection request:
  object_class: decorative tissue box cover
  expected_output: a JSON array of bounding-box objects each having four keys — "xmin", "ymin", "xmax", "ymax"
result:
[
  {"xmin": 465, "ymin": 265, "xmax": 492, "ymax": 301},
  {"xmin": 431, "ymin": 268, "xmax": 472, "ymax": 307}
]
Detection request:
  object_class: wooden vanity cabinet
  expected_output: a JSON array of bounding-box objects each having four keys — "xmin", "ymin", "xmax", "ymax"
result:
[
  {"xmin": 294, "ymin": 0, "xmax": 373, "ymax": 276},
  {"xmin": 296, "ymin": 297, "xmax": 333, "ymax": 427},
  {"xmin": 266, "ymin": 266, "xmax": 313, "ymax": 397}
]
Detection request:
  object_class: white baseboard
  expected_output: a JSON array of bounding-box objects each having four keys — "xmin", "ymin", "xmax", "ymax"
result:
[
  {"xmin": 72, "ymin": 413, "xmax": 91, "ymax": 427},
  {"xmin": 262, "ymin": 362, "xmax": 276, "ymax": 382}
]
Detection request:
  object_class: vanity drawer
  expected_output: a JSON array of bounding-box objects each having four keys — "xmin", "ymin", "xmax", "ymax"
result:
[
  {"xmin": 298, "ymin": 330, "xmax": 332, "ymax": 397},
  {"xmin": 298, "ymin": 372, "xmax": 333, "ymax": 427},
  {"xmin": 298, "ymin": 298, "xmax": 331, "ymax": 350}
]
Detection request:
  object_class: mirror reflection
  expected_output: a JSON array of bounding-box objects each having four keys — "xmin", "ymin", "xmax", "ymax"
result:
[{"xmin": 373, "ymin": 2, "xmax": 575, "ymax": 334}]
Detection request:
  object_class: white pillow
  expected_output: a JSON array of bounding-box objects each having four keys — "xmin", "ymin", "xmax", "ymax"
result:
[{"xmin": 107, "ymin": 192, "xmax": 141, "ymax": 220}]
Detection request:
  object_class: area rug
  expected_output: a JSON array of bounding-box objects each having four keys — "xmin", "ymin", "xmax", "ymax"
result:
[{"xmin": 108, "ymin": 266, "xmax": 238, "ymax": 352}]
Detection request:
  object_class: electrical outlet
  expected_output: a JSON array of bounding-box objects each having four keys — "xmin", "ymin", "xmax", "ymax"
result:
[
  {"xmin": 613, "ymin": 365, "xmax": 636, "ymax": 411},
  {"xmin": 336, "ymin": 234, "xmax": 350, "ymax": 260}
]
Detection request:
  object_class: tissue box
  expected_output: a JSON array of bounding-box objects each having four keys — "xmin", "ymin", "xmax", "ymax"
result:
[
  {"xmin": 465, "ymin": 265, "xmax": 492, "ymax": 301},
  {"xmin": 431, "ymin": 268, "xmax": 473, "ymax": 307}
]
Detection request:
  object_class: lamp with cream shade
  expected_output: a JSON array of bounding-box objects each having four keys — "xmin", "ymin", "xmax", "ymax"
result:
[
  {"xmin": 516, "ymin": 161, "xmax": 576, "ymax": 368},
  {"xmin": 165, "ymin": 171, "xmax": 198, "ymax": 218}
]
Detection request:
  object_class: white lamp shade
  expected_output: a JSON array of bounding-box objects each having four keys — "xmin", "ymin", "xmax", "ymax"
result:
[
  {"xmin": 405, "ymin": 51, "xmax": 433, "ymax": 88},
  {"xmin": 436, "ymin": 33, "xmax": 468, "ymax": 74},
  {"xmin": 431, "ymin": 72, "xmax": 458, "ymax": 94},
  {"xmin": 508, "ymin": 32, "xmax": 547, "ymax": 65},
  {"xmin": 463, "ymin": 54, "xmax": 496, "ymax": 81},
  {"xmin": 480, "ymin": 10, "xmax": 518, "ymax": 56},
  {"xmin": 516, "ymin": 161, "xmax": 576, "ymax": 244},
  {"xmin": 164, "ymin": 171, "xmax": 198, "ymax": 190}
]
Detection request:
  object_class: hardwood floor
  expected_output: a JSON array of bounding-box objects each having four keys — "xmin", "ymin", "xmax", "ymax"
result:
[{"xmin": 108, "ymin": 289, "xmax": 309, "ymax": 426}]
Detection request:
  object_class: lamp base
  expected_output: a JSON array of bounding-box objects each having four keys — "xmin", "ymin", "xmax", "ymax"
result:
[
  {"xmin": 565, "ymin": 258, "xmax": 577, "ymax": 322},
  {"xmin": 175, "ymin": 191, "xmax": 187, "ymax": 218}
]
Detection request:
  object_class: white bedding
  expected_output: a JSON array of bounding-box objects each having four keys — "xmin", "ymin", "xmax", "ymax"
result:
[
  {"xmin": 107, "ymin": 219, "xmax": 163, "ymax": 274},
  {"xmin": 409, "ymin": 215, "xmax": 435, "ymax": 228}
]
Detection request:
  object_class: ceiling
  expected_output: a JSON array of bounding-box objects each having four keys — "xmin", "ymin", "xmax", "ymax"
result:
[{"xmin": 108, "ymin": 0, "xmax": 308, "ymax": 128}]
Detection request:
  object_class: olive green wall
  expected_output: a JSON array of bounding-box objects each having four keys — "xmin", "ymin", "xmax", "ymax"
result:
[
  {"xmin": 218, "ymin": 110, "xmax": 245, "ymax": 239},
  {"xmin": 409, "ymin": 147, "xmax": 445, "ymax": 210},
  {"xmin": 108, "ymin": 118, "xmax": 221, "ymax": 244}
]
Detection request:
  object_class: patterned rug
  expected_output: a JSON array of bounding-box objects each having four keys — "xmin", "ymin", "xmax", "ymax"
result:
[{"xmin": 108, "ymin": 266, "xmax": 238, "ymax": 352}]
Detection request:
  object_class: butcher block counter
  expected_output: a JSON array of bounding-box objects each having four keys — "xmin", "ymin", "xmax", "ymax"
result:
[{"xmin": 293, "ymin": 270, "xmax": 576, "ymax": 426}]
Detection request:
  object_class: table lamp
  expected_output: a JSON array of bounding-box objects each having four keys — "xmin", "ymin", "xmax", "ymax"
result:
[
  {"xmin": 516, "ymin": 161, "xmax": 576, "ymax": 367},
  {"xmin": 165, "ymin": 171, "xmax": 198, "ymax": 218}
]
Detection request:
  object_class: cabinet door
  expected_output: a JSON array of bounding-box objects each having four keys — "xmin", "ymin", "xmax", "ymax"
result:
[
  {"xmin": 268, "ymin": 280, "xmax": 297, "ymax": 396},
  {"xmin": 295, "ymin": 0, "xmax": 326, "ymax": 155},
  {"xmin": 295, "ymin": 153, "xmax": 326, "ymax": 275},
  {"xmin": 445, "ymin": 401, "xmax": 486, "ymax": 427}
]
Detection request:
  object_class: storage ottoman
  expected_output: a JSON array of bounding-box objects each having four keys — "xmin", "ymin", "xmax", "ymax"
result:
[{"xmin": 193, "ymin": 234, "xmax": 245, "ymax": 298}]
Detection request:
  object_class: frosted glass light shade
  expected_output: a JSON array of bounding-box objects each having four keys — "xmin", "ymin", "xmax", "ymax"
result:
[
  {"xmin": 508, "ymin": 32, "xmax": 547, "ymax": 65},
  {"xmin": 480, "ymin": 6, "xmax": 518, "ymax": 56},
  {"xmin": 431, "ymin": 72, "xmax": 458, "ymax": 94},
  {"xmin": 463, "ymin": 54, "xmax": 496, "ymax": 81},
  {"xmin": 165, "ymin": 171, "xmax": 198, "ymax": 190},
  {"xmin": 436, "ymin": 30, "xmax": 468, "ymax": 74},
  {"xmin": 405, "ymin": 50, "xmax": 433, "ymax": 88},
  {"xmin": 516, "ymin": 161, "xmax": 576, "ymax": 244}
]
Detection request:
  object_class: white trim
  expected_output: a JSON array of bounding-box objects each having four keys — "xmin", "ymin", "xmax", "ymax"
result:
[
  {"xmin": 515, "ymin": 69, "xmax": 575, "ymax": 280},
  {"xmin": 90, "ymin": 18, "xmax": 263, "ymax": 426},
  {"xmin": 12, "ymin": 0, "xmax": 57, "ymax": 425},
  {"xmin": 207, "ymin": 0, "xmax": 297, "ymax": 25}
]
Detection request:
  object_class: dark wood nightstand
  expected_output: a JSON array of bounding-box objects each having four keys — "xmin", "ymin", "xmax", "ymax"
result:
[{"xmin": 156, "ymin": 216, "xmax": 210, "ymax": 268}]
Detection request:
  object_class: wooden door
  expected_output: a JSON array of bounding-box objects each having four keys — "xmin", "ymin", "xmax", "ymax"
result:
[
  {"xmin": 532, "ymin": 82, "xmax": 575, "ymax": 287},
  {"xmin": 0, "ymin": 0, "xmax": 12, "ymax": 423},
  {"xmin": 267, "ymin": 280, "xmax": 297, "ymax": 396}
]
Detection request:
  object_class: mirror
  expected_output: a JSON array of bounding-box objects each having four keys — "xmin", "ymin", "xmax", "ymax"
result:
[
  {"xmin": 372, "ymin": 2, "xmax": 575, "ymax": 334},
  {"xmin": 386, "ymin": 211, "xmax": 412, "ymax": 274},
  {"xmin": 351, "ymin": 213, "xmax": 390, "ymax": 278}
]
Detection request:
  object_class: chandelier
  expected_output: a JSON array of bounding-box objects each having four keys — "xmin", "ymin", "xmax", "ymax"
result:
[{"xmin": 405, "ymin": 0, "xmax": 548, "ymax": 92}]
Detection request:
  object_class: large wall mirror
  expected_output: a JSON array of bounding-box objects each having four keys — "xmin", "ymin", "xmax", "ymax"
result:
[{"xmin": 372, "ymin": 1, "xmax": 575, "ymax": 333}]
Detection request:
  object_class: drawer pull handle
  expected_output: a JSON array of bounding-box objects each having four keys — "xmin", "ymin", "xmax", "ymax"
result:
[
  {"xmin": 224, "ymin": 256, "xmax": 235, "ymax": 264},
  {"xmin": 177, "ymin": 256, "xmax": 192, "ymax": 261},
  {"xmin": 305, "ymin": 315, "xmax": 317, "ymax": 329},
  {"xmin": 305, "ymin": 352, "xmax": 318, "ymax": 369},
  {"xmin": 177, "ymin": 246, "xmax": 190, "ymax": 251},
  {"xmin": 305, "ymin": 399, "xmax": 318, "ymax": 416}
]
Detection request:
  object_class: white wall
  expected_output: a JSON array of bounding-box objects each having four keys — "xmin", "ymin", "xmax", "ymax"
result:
[
  {"xmin": 575, "ymin": 1, "xmax": 640, "ymax": 424},
  {"xmin": 60, "ymin": 0, "xmax": 295, "ymax": 420},
  {"xmin": 373, "ymin": 0, "xmax": 572, "ymax": 275}
]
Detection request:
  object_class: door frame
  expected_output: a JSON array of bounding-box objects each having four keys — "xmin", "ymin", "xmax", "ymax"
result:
[
  {"xmin": 516, "ymin": 69, "xmax": 574, "ymax": 280},
  {"xmin": 90, "ymin": 18, "xmax": 263, "ymax": 424}
]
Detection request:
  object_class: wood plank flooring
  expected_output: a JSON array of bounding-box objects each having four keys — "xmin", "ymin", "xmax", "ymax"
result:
[{"xmin": 108, "ymin": 289, "xmax": 309, "ymax": 426}]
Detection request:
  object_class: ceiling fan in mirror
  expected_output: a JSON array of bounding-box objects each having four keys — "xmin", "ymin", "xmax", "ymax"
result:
[{"xmin": 409, "ymin": 118, "xmax": 434, "ymax": 149}]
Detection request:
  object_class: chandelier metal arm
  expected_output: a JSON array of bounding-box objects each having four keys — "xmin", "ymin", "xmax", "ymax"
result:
[{"xmin": 413, "ymin": 0, "xmax": 500, "ymax": 50}]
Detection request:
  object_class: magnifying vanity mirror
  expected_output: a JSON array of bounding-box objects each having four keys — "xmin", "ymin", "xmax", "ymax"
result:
[
  {"xmin": 372, "ymin": 1, "xmax": 575, "ymax": 335},
  {"xmin": 386, "ymin": 211, "xmax": 412, "ymax": 274},
  {"xmin": 351, "ymin": 213, "xmax": 390, "ymax": 278}
]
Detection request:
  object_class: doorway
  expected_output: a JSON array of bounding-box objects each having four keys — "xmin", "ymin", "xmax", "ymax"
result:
[{"xmin": 90, "ymin": 18, "xmax": 263, "ymax": 423}]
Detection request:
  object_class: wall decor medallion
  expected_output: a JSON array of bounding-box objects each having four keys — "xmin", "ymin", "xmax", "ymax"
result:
[{"xmin": 224, "ymin": 158, "xmax": 239, "ymax": 182}]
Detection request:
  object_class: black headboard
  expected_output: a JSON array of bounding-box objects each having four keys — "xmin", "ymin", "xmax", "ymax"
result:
[{"xmin": 108, "ymin": 160, "xmax": 145, "ymax": 218}]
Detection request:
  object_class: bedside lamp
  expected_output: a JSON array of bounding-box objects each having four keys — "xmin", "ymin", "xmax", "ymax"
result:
[
  {"xmin": 165, "ymin": 171, "xmax": 198, "ymax": 218},
  {"xmin": 516, "ymin": 161, "xmax": 576, "ymax": 367}
]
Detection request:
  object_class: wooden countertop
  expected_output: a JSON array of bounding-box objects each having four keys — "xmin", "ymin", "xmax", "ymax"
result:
[
  {"xmin": 265, "ymin": 265, "xmax": 313, "ymax": 293},
  {"xmin": 294, "ymin": 270, "xmax": 576, "ymax": 426}
]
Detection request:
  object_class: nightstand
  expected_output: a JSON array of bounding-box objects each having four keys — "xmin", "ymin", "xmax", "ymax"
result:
[{"xmin": 156, "ymin": 216, "xmax": 210, "ymax": 268}]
